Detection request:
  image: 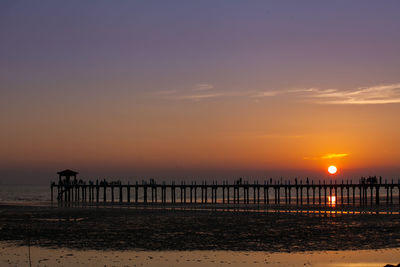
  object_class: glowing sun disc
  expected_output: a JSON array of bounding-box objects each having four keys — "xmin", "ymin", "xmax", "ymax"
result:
[{"xmin": 328, "ymin": 165, "xmax": 337, "ymax": 174}]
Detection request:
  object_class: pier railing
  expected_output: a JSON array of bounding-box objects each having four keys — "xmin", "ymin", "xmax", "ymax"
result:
[{"xmin": 51, "ymin": 179, "xmax": 400, "ymax": 207}]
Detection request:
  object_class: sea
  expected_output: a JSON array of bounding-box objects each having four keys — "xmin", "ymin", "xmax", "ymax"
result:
[{"xmin": 0, "ymin": 184, "xmax": 50, "ymax": 203}]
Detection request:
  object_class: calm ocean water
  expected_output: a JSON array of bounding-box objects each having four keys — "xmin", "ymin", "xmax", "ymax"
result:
[{"xmin": 0, "ymin": 184, "xmax": 50, "ymax": 202}]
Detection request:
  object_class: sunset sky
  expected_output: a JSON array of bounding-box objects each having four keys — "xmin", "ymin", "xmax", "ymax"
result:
[{"xmin": 1, "ymin": 1, "xmax": 400, "ymax": 184}]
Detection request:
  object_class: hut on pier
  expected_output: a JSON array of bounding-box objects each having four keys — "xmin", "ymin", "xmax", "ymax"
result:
[{"xmin": 57, "ymin": 169, "xmax": 78, "ymax": 185}]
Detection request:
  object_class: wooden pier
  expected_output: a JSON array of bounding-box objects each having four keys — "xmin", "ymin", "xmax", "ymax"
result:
[{"xmin": 51, "ymin": 170, "xmax": 400, "ymax": 206}]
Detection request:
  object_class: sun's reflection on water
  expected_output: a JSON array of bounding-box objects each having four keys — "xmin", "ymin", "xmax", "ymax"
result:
[{"xmin": 328, "ymin": 195, "xmax": 336, "ymax": 207}]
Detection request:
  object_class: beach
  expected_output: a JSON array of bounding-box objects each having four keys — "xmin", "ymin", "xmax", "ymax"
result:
[
  {"xmin": 0, "ymin": 203, "xmax": 399, "ymax": 266},
  {"xmin": 0, "ymin": 204, "xmax": 400, "ymax": 251},
  {"xmin": 1, "ymin": 242, "xmax": 400, "ymax": 267},
  {"xmin": 0, "ymin": 204, "xmax": 400, "ymax": 266}
]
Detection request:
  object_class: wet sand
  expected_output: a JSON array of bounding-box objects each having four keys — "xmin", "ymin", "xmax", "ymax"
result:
[
  {"xmin": 1, "ymin": 242, "xmax": 399, "ymax": 267},
  {"xmin": 0, "ymin": 204, "xmax": 399, "ymax": 251}
]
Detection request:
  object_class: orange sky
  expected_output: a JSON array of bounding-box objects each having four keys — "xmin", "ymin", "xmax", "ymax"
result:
[{"xmin": 2, "ymin": 94, "xmax": 400, "ymax": 182}]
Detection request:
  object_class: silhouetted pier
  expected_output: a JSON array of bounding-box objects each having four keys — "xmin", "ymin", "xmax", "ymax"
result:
[{"xmin": 51, "ymin": 170, "xmax": 400, "ymax": 207}]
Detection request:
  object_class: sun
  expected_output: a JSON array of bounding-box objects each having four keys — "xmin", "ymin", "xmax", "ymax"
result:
[{"xmin": 328, "ymin": 165, "xmax": 337, "ymax": 175}]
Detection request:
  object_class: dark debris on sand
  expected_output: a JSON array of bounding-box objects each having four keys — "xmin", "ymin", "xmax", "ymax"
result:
[{"xmin": 0, "ymin": 205, "xmax": 399, "ymax": 251}]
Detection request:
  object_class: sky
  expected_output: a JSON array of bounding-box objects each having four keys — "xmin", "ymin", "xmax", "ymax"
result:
[{"xmin": 1, "ymin": 1, "xmax": 400, "ymax": 184}]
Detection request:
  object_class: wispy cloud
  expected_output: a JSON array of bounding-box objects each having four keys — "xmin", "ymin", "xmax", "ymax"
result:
[
  {"xmin": 252, "ymin": 83, "xmax": 400, "ymax": 104},
  {"xmin": 251, "ymin": 90, "xmax": 280, "ymax": 98},
  {"xmin": 321, "ymin": 153, "xmax": 349, "ymax": 159},
  {"xmin": 153, "ymin": 83, "xmax": 222, "ymax": 101},
  {"xmin": 193, "ymin": 83, "xmax": 215, "ymax": 91},
  {"xmin": 302, "ymin": 84, "xmax": 400, "ymax": 104},
  {"xmin": 155, "ymin": 82, "xmax": 400, "ymax": 104},
  {"xmin": 177, "ymin": 93, "xmax": 222, "ymax": 101},
  {"xmin": 304, "ymin": 153, "xmax": 349, "ymax": 161}
]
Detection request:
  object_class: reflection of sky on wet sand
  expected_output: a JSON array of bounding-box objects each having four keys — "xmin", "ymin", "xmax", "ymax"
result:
[{"xmin": 1, "ymin": 243, "xmax": 399, "ymax": 267}]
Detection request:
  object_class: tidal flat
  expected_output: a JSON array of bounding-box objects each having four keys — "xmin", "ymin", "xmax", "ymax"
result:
[{"xmin": 0, "ymin": 204, "xmax": 399, "ymax": 252}]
